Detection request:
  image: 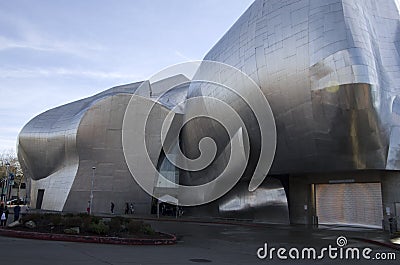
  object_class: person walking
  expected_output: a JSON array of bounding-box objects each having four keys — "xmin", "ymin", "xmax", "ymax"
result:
[
  {"xmin": 110, "ymin": 202, "xmax": 115, "ymax": 214},
  {"xmin": 4, "ymin": 206, "xmax": 9, "ymax": 225},
  {"xmin": 130, "ymin": 203, "xmax": 134, "ymax": 214},
  {"xmin": 1, "ymin": 206, "xmax": 9, "ymax": 227},
  {"xmin": 125, "ymin": 203, "xmax": 129, "ymax": 214},
  {"xmin": 0, "ymin": 203, "xmax": 4, "ymax": 227},
  {"xmin": 13, "ymin": 203, "xmax": 21, "ymax": 222}
]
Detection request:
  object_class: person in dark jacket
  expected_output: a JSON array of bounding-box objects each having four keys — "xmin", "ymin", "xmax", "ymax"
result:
[
  {"xmin": 14, "ymin": 203, "xmax": 21, "ymax": 222},
  {"xmin": 125, "ymin": 203, "xmax": 129, "ymax": 214},
  {"xmin": 110, "ymin": 202, "xmax": 115, "ymax": 214}
]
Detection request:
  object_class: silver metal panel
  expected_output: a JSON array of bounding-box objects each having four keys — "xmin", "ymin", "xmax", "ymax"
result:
[
  {"xmin": 18, "ymin": 83, "xmax": 144, "ymax": 211},
  {"xmin": 219, "ymin": 178, "xmax": 289, "ymax": 224},
  {"xmin": 194, "ymin": 0, "xmax": 400, "ymax": 176},
  {"xmin": 18, "ymin": 82, "xmax": 142, "ymax": 181},
  {"xmin": 18, "ymin": 78, "xmax": 189, "ymax": 213}
]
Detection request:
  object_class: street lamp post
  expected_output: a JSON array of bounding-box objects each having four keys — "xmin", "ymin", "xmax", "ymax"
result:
[{"xmin": 89, "ymin": 166, "xmax": 96, "ymax": 214}]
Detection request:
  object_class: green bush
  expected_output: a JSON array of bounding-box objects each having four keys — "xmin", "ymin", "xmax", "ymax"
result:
[
  {"xmin": 19, "ymin": 213, "xmax": 155, "ymax": 236},
  {"xmin": 21, "ymin": 213, "xmax": 43, "ymax": 223},
  {"xmin": 114, "ymin": 216, "xmax": 128, "ymax": 224},
  {"xmin": 64, "ymin": 216, "xmax": 83, "ymax": 228},
  {"xmin": 46, "ymin": 214, "xmax": 62, "ymax": 226},
  {"xmin": 89, "ymin": 221, "xmax": 109, "ymax": 235},
  {"xmin": 108, "ymin": 218, "xmax": 122, "ymax": 233},
  {"xmin": 126, "ymin": 220, "xmax": 143, "ymax": 234},
  {"xmin": 80, "ymin": 215, "xmax": 93, "ymax": 231},
  {"xmin": 141, "ymin": 223, "xmax": 155, "ymax": 235},
  {"xmin": 90, "ymin": 215, "xmax": 101, "ymax": 224},
  {"xmin": 77, "ymin": 212, "xmax": 89, "ymax": 218},
  {"xmin": 64, "ymin": 213, "xmax": 74, "ymax": 218}
]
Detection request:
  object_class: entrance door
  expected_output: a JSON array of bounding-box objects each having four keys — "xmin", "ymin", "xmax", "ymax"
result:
[
  {"xmin": 316, "ymin": 183, "xmax": 383, "ymax": 228},
  {"xmin": 36, "ymin": 189, "xmax": 45, "ymax": 209}
]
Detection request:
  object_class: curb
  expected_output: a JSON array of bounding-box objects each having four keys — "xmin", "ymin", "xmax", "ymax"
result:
[{"xmin": 0, "ymin": 228, "xmax": 176, "ymax": 245}]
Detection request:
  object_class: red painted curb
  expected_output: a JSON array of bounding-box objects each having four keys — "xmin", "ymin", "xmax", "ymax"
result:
[{"xmin": 0, "ymin": 228, "xmax": 176, "ymax": 245}]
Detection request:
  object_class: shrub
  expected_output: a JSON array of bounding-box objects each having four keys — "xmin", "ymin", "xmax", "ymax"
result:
[
  {"xmin": 21, "ymin": 213, "xmax": 43, "ymax": 223},
  {"xmin": 89, "ymin": 221, "xmax": 109, "ymax": 235},
  {"xmin": 90, "ymin": 215, "xmax": 101, "ymax": 224},
  {"xmin": 141, "ymin": 223, "xmax": 155, "ymax": 235},
  {"xmin": 80, "ymin": 215, "xmax": 93, "ymax": 231},
  {"xmin": 18, "ymin": 212, "xmax": 156, "ymax": 236},
  {"xmin": 108, "ymin": 218, "xmax": 122, "ymax": 233},
  {"xmin": 77, "ymin": 212, "xmax": 89, "ymax": 218},
  {"xmin": 113, "ymin": 216, "xmax": 128, "ymax": 224},
  {"xmin": 64, "ymin": 216, "xmax": 83, "ymax": 228},
  {"xmin": 46, "ymin": 214, "xmax": 62, "ymax": 226},
  {"xmin": 127, "ymin": 220, "xmax": 143, "ymax": 234}
]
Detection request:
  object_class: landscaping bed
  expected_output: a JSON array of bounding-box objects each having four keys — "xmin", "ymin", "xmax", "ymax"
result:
[{"xmin": 0, "ymin": 213, "xmax": 176, "ymax": 245}]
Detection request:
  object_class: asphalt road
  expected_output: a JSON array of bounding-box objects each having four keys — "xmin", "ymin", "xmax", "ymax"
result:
[{"xmin": 0, "ymin": 220, "xmax": 398, "ymax": 265}]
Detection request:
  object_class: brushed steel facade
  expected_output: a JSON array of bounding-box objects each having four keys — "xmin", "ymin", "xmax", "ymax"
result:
[
  {"xmin": 197, "ymin": 0, "xmax": 400, "ymax": 176},
  {"xmin": 18, "ymin": 79, "xmax": 187, "ymax": 213},
  {"xmin": 18, "ymin": 0, "xmax": 400, "ymax": 223}
]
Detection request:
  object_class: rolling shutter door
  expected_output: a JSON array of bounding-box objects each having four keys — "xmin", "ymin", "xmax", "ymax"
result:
[{"xmin": 316, "ymin": 183, "xmax": 383, "ymax": 228}]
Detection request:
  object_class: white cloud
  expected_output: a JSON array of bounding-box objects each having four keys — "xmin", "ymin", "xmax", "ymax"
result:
[
  {"xmin": 0, "ymin": 10, "xmax": 104, "ymax": 57},
  {"xmin": 0, "ymin": 67, "xmax": 141, "ymax": 80},
  {"xmin": 0, "ymin": 35, "xmax": 104, "ymax": 56}
]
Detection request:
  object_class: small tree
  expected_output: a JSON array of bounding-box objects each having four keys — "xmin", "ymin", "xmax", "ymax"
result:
[
  {"xmin": 0, "ymin": 149, "xmax": 23, "ymax": 201},
  {"xmin": 13, "ymin": 162, "xmax": 25, "ymax": 200}
]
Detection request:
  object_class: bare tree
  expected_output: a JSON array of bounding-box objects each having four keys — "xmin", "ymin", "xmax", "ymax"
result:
[{"xmin": 0, "ymin": 149, "xmax": 24, "ymax": 202}]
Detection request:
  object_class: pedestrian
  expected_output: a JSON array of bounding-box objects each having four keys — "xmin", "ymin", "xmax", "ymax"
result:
[
  {"xmin": 1, "ymin": 206, "xmax": 9, "ymax": 227},
  {"xmin": 110, "ymin": 202, "xmax": 115, "ymax": 214},
  {"xmin": 0, "ymin": 203, "xmax": 4, "ymax": 227},
  {"xmin": 14, "ymin": 203, "xmax": 21, "ymax": 222},
  {"xmin": 130, "ymin": 203, "xmax": 135, "ymax": 214},
  {"xmin": 20, "ymin": 204, "xmax": 29, "ymax": 219},
  {"xmin": 178, "ymin": 206, "xmax": 184, "ymax": 217},
  {"xmin": 125, "ymin": 203, "xmax": 129, "ymax": 214},
  {"xmin": 4, "ymin": 206, "xmax": 9, "ymax": 224},
  {"xmin": 161, "ymin": 203, "xmax": 166, "ymax": 216}
]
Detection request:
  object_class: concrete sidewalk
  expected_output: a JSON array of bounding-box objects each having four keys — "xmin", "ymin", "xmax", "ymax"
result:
[{"xmin": 118, "ymin": 213, "xmax": 397, "ymax": 245}]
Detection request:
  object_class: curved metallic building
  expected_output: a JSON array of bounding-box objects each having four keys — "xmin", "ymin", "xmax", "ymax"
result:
[
  {"xmin": 18, "ymin": 77, "xmax": 190, "ymax": 214},
  {"xmin": 194, "ymin": 0, "xmax": 400, "ymax": 174},
  {"xmin": 18, "ymin": 0, "xmax": 400, "ymax": 226}
]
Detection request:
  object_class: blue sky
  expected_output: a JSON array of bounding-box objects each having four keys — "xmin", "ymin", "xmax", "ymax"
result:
[{"xmin": 0, "ymin": 0, "xmax": 254, "ymax": 152}]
